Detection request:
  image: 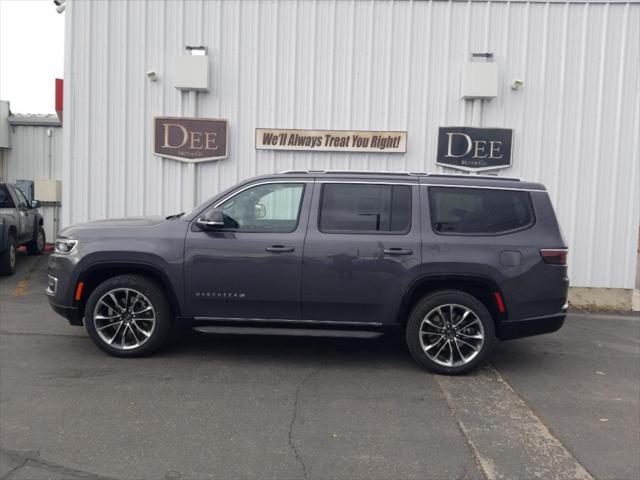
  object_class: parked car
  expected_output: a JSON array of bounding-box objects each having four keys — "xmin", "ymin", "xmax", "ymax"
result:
[
  {"xmin": 46, "ymin": 171, "xmax": 569, "ymax": 374},
  {"xmin": 0, "ymin": 182, "xmax": 45, "ymax": 275}
]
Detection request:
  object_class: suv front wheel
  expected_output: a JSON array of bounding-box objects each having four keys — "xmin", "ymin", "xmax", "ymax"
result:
[
  {"xmin": 84, "ymin": 275, "xmax": 173, "ymax": 357},
  {"xmin": 406, "ymin": 290, "xmax": 495, "ymax": 375}
]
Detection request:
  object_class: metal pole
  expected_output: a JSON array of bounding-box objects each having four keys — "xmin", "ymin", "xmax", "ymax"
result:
[
  {"xmin": 470, "ymin": 98, "xmax": 483, "ymax": 175},
  {"xmin": 186, "ymin": 90, "xmax": 199, "ymax": 210}
]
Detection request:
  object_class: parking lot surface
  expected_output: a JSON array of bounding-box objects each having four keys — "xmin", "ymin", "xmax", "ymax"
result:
[{"xmin": 1, "ymin": 253, "xmax": 639, "ymax": 480}]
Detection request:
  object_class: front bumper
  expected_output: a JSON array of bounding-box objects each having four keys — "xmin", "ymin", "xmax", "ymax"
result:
[
  {"xmin": 46, "ymin": 253, "xmax": 82, "ymax": 325},
  {"xmin": 496, "ymin": 307, "xmax": 567, "ymax": 341},
  {"xmin": 47, "ymin": 298, "xmax": 83, "ymax": 325}
]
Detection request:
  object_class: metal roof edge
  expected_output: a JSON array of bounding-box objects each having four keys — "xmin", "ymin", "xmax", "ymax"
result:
[{"xmin": 8, "ymin": 115, "xmax": 62, "ymax": 127}]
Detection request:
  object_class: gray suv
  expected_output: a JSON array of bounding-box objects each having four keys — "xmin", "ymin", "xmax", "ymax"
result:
[{"xmin": 47, "ymin": 171, "xmax": 569, "ymax": 374}]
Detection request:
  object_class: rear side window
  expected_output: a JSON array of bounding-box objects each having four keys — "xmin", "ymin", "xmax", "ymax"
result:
[
  {"xmin": 319, "ymin": 183, "xmax": 411, "ymax": 233},
  {"xmin": 429, "ymin": 187, "xmax": 534, "ymax": 235},
  {"xmin": 0, "ymin": 185, "xmax": 14, "ymax": 208}
]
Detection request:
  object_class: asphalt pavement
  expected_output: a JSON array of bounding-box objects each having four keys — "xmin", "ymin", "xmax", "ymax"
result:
[{"xmin": 0, "ymin": 252, "xmax": 638, "ymax": 480}]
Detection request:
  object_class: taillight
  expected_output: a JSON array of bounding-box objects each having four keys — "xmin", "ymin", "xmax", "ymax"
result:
[{"xmin": 540, "ymin": 249, "xmax": 568, "ymax": 265}]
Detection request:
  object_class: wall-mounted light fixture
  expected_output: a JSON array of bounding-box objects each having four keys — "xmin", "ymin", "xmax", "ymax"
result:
[
  {"xmin": 53, "ymin": 0, "xmax": 66, "ymax": 14},
  {"xmin": 511, "ymin": 79, "xmax": 524, "ymax": 90}
]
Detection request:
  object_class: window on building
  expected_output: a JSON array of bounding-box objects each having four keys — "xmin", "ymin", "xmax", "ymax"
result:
[
  {"xmin": 0, "ymin": 185, "xmax": 14, "ymax": 208},
  {"xmin": 216, "ymin": 183, "xmax": 305, "ymax": 233},
  {"xmin": 428, "ymin": 186, "xmax": 534, "ymax": 235},
  {"xmin": 319, "ymin": 183, "xmax": 411, "ymax": 233}
]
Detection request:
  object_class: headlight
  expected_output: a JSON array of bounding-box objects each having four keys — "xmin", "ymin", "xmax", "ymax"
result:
[{"xmin": 54, "ymin": 238, "xmax": 78, "ymax": 254}]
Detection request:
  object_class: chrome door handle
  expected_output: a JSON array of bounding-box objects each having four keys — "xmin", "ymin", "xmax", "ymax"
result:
[
  {"xmin": 383, "ymin": 248, "xmax": 413, "ymax": 255},
  {"xmin": 265, "ymin": 245, "xmax": 295, "ymax": 253}
]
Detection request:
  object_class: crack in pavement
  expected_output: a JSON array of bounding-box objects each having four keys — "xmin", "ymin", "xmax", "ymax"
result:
[
  {"xmin": 287, "ymin": 366, "xmax": 322, "ymax": 480},
  {"xmin": 0, "ymin": 448, "xmax": 121, "ymax": 480},
  {"xmin": 0, "ymin": 456, "xmax": 28, "ymax": 480}
]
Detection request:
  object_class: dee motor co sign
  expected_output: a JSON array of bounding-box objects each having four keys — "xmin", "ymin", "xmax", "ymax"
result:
[
  {"xmin": 154, "ymin": 117, "xmax": 228, "ymax": 162},
  {"xmin": 437, "ymin": 127, "xmax": 512, "ymax": 172},
  {"xmin": 256, "ymin": 128, "xmax": 407, "ymax": 153}
]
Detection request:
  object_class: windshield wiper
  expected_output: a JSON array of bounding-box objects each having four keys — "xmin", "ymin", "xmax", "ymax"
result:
[{"xmin": 166, "ymin": 212, "xmax": 185, "ymax": 220}]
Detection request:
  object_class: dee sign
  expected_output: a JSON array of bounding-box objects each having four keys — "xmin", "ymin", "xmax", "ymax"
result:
[
  {"xmin": 154, "ymin": 117, "xmax": 228, "ymax": 162},
  {"xmin": 436, "ymin": 127, "xmax": 512, "ymax": 172}
]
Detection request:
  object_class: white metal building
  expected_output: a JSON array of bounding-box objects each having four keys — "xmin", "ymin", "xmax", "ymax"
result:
[
  {"xmin": 59, "ymin": 0, "xmax": 639, "ymax": 305},
  {"xmin": 0, "ymin": 110, "xmax": 63, "ymax": 242}
]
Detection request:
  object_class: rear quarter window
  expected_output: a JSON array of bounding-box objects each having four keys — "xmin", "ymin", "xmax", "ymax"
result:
[{"xmin": 428, "ymin": 186, "xmax": 534, "ymax": 235}]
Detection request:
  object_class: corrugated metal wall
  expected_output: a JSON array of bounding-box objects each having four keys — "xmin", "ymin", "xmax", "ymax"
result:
[
  {"xmin": 0, "ymin": 124, "xmax": 63, "ymax": 241},
  {"xmin": 63, "ymin": 0, "xmax": 640, "ymax": 289}
]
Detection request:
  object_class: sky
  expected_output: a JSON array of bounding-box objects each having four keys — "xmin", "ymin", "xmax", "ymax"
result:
[{"xmin": 0, "ymin": 0, "xmax": 65, "ymax": 114}]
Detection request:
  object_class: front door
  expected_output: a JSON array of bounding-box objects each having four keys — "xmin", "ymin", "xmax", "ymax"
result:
[
  {"xmin": 13, "ymin": 186, "xmax": 35, "ymax": 243},
  {"xmin": 184, "ymin": 180, "xmax": 312, "ymax": 320}
]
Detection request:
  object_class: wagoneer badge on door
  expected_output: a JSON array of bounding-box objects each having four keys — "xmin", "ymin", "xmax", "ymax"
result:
[{"xmin": 154, "ymin": 117, "xmax": 228, "ymax": 162}]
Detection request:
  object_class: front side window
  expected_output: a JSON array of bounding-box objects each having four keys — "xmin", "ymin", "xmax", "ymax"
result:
[
  {"xmin": 429, "ymin": 186, "xmax": 534, "ymax": 235},
  {"xmin": 215, "ymin": 182, "xmax": 305, "ymax": 233},
  {"xmin": 14, "ymin": 187, "xmax": 28, "ymax": 208},
  {"xmin": 0, "ymin": 185, "xmax": 14, "ymax": 208},
  {"xmin": 319, "ymin": 183, "xmax": 411, "ymax": 233}
]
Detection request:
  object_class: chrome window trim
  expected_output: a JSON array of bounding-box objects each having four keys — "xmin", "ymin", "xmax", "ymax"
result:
[
  {"xmin": 316, "ymin": 180, "xmax": 417, "ymax": 186},
  {"xmin": 198, "ymin": 179, "xmax": 542, "ymax": 221},
  {"xmin": 421, "ymin": 183, "xmax": 544, "ymax": 192},
  {"xmin": 208, "ymin": 179, "xmax": 540, "ymax": 210},
  {"xmin": 212, "ymin": 180, "xmax": 313, "ymax": 208}
]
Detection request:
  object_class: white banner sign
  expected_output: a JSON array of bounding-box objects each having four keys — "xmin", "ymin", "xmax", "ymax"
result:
[{"xmin": 256, "ymin": 128, "xmax": 407, "ymax": 153}]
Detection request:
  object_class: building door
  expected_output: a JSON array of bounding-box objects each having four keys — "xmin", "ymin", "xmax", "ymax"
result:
[{"xmin": 184, "ymin": 180, "xmax": 311, "ymax": 320}]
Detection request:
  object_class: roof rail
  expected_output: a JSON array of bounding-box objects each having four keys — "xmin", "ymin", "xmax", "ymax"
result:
[
  {"xmin": 279, "ymin": 169, "xmax": 414, "ymax": 176},
  {"xmin": 426, "ymin": 173, "xmax": 522, "ymax": 182}
]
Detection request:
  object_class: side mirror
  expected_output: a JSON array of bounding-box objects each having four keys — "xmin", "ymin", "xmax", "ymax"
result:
[
  {"xmin": 196, "ymin": 208, "xmax": 224, "ymax": 229},
  {"xmin": 31, "ymin": 200, "xmax": 41, "ymax": 209},
  {"xmin": 254, "ymin": 204, "xmax": 266, "ymax": 219}
]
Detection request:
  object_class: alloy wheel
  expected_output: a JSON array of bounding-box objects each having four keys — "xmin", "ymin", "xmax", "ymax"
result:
[
  {"xmin": 418, "ymin": 304, "xmax": 485, "ymax": 367},
  {"xmin": 9, "ymin": 244, "xmax": 15, "ymax": 269},
  {"xmin": 93, "ymin": 288, "xmax": 156, "ymax": 350}
]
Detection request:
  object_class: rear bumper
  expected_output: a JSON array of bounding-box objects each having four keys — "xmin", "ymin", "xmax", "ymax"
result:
[
  {"xmin": 48, "ymin": 297, "xmax": 83, "ymax": 326},
  {"xmin": 496, "ymin": 308, "xmax": 567, "ymax": 341}
]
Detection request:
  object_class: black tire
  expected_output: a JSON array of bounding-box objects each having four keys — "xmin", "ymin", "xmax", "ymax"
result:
[
  {"xmin": 0, "ymin": 234, "xmax": 17, "ymax": 276},
  {"xmin": 84, "ymin": 274, "xmax": 173, "ymax": 357},
  {"xmin": 26, "ymin": 226, "xmax": 45, "ymax": 255},
  {"xmin": 405, "ymin": 289, "xmax": 495, "ymax": 375}
]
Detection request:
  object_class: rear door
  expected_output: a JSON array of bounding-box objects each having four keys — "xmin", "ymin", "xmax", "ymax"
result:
[
  {"xmin": 184, "ymin": 179, "xmax": 312, "ymax": 320},
  {"xmin": 301, "ymin": 180, "xmax": 421, "ymax": 326}
]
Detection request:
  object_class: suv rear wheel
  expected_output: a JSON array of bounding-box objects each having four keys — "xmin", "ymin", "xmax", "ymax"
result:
[
  {"xmin": 406, "ymin": 290, "xmax": 495, "ymax": 375},
  {"xmin": 84, "ymin": 275, "xmax": 173, "ymax": 357}
]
